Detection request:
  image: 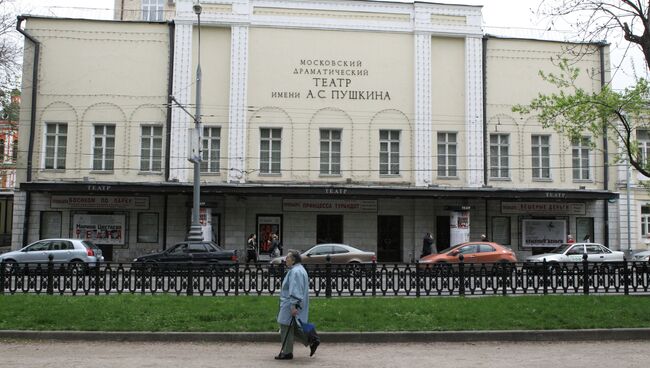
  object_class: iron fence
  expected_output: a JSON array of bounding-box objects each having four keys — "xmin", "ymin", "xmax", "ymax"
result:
[{"xmin": 1, "ymin": 257, "xmax": 649, "ymax": 297}]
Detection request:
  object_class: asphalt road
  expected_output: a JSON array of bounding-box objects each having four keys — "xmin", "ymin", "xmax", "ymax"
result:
[{"xmin": 0, "ymin": 340, "xmax": 648, "ymax": 368}]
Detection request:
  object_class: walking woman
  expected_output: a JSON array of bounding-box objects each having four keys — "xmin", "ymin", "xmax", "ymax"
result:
[{"xmin": 246, "ymin": 233, "xmax": 258, "ymax": 263}]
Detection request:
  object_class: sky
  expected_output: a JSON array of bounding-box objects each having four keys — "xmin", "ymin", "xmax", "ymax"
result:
[{"xmin": 7, "ymin": 0, "xmax": 647, "ymax": 90}]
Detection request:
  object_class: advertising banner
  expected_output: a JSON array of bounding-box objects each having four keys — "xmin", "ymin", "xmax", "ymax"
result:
[
  {"xmin": 283, "ymin": 199, "xmax": 377, "ymax": 213},
  {"xmin": 522, "ymin": 219, "xmax": 566, "ymax": 248},
  {"xmin": 73, "ymin": 214, "xmax": 126, "ymax": 245}
]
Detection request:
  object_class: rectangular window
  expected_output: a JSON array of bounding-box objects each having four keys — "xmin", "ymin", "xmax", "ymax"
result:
[
  {"xmin": 260, "ymin": 128, "xmax": 281, "ymax": 174},
  {"xmin": 642, "ymin": 206, "xmax": 650, "ymax": 237},
  {"xmin": 437, "ymin": 132, "xmax": 457, "ymax": 177},
  {"xmin": 201, "ymin": 127, "xmax": 221, "ymax": 173},
  {"xmin": 142, "ymin": 0, "xmax": 164, "ymax": 21},
  {"xmin": 638, "ymin": 130, "xmax": 650, "ymax": 166},
  {"xmin": 40, "ymin": 211, "xmax": 62, "ymax": 239},
  {"xmin": 320, "ymin": 129, "xmax": 341, "ymax": 175},
  {"xmin": 93, "ymin": 125, "xmax": 115, "ymax": 171},
  {"xmin": 572, "ymin": 136, "xmax": 591, "ymax": 180},
  {"xmin": 531, "ymin": 135, "xmax": 551, "ymax": 179},
  {"xmin": 45, "ymin": 123, "xmax": 67, "ymax": 169},
  {"xmin": 140, "ymin": 126, "xmax": 163, "ymax": 172},
  {"xmin": 379, "ymin": 130, "xmax": 400, "ymax": 175},
  {"xmin": 491, "ymin": 217, "xmax": 511, "ymax": 246},
  {"xmin": 137, "ymin": 213, "xmax": 159, "ymax": 243},
  {"xmin": 489, "ymin": 134, "xmax": 509, "ymax": 178}
]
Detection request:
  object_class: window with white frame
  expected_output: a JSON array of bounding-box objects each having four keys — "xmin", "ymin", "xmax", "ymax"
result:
[
  {"xmin": 320, "ymin": 129, "xmax": 341, "ymax": 175},
  {"xmin": 637, "ymin": 130, "xmax": 650, "ymax": 167},
  {"xmin": 142, "ymin": 0, "xmax": 164, "ymax": 21},
  {"xmin": 642, "ymin": 206, "xmax": 650, "ymax": 238},
  {"xmin": 140, "ymin": 126, "xmax": 163, "ymax": 172},
  {"xmin": 93, "ymin": 124, "xmax": 115, "ymax": 171},
  {"xmin": 489, "ymin": 134, "xmax": 509, "ymax": 178},
  {"xmin": 571, "ymin": 136, "xmax": 591, "ymax": 180},
  {"xmin": 45, "ymin": 123, "xmax": 67, "ymax": 169},
  {"xmin": 260, "ymin": 128, "xmax": 281, "ymax": 174},
  {"xmin": 437, "ymin": 132, "xmax": 457, "ymax": 177},
  {"xmin": 531, "ymin": 134, "xmax": 551, "ymax": 179},
  {"xmin": 201, "ymin": 126, "xmax": 221, "ymax": 173},
  {"xmin": 379, "ymin": 130, "xmax": 400, "ymax": 175}
]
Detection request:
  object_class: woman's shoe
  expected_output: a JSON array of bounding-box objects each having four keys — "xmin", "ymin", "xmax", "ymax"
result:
[{"xmin": 275, "ymin": 353, "xmax": 293, "ymax": 360}]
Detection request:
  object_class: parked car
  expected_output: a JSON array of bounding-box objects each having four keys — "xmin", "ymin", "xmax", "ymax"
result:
[
  {"xmin": 269, "ymin": 243, "xmax": 376, "ymax": 265},
  {"xmin": 525, "ymin": 243, "xmax": 624, "ymax": 263},
  {"xmin": 0, "ymin": 238, "xmax": 104, "ymax": 267},
  {"xmin": 631, "ymin": 250, "xmax": 650, "ymax": 262},
  {"xmin": 419, "ymin": 242, "xmax": 517, "ymax": 266},
  {"xmin": 133, "ymin": 241, "xmax": 238, "ymax": 269}
]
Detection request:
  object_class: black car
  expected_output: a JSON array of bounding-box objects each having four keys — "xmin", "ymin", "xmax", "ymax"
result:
[{"xmin": 133, "ymin": 241, "xmax": 238, "ymax": 270}]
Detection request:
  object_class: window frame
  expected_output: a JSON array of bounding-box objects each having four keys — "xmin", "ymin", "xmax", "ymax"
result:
[
  {"xmin": 531, "ymin": 134, "xmax": 551, "ymax": 180},
  {"xmin": 140, "ymin": 125, "xmax": 163, "ymax": 173},
  {"xmin": 259, "ymin": 128, "xmax": 282, "ymax": 175},
  {"xmin": 571, "ymin": 136, "xmax": 592, "ymax": 181},
  {"xmin": 379, "ymin": 129, "xmax": 400, "ymax": 176},
  {"xmin": 320, "ymin": 129, "xmax": 342, "ymax": 176},
  {"xmin": 201, "ymin": 126, "xmax": 221, "ymax": 174},
  {"xmin": 92, "ymin": 124, "xmax": 115, "ymax": 172},
  {"xmin": 142, "ymin": 0, "xmax": 164, "ymax": 21},
  {"xmin": 44, "ymin": 122, "xmax": 67, "ymax": 170},
  {"xmin": 489, "ymin": 133, "xmax": 510, "ymax": 179},
  {"xmin": 437, "ymin": 132, "xmax": 458, "ymax": 178}
]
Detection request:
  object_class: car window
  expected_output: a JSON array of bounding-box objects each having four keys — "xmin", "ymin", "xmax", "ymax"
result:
[
  {"xmin": 206, "ymin": 242, "xmax": 223, "ymax": 252},
  {"xmin": 310, "ymin": 246, "xmax": 333, "ymax": 255},
  {"xmin": 25, "ymin": 241, "xmax": 50, "ymax": 252},
  {"xmin": 332, "ymin": 246, "xmax": 349, "ymax": 254},
  {"xmin": 566, "ymin": 245, "xmax": 585, "ymax": 255},
  {"xmin": 458, "ymin": 245, "xmax": 478, "ymax": 254},
  {"xmin": 585, "ymin": 245, "xmax": 602, "ymax": 254},
  {"xmin": 187, "ymin": 243, "xmax": 207, "ymax": 252},
  {"xmin": 478, "ymin": 244, "xmax": 495, "ymax": 253},
  {"xmin": 599, "ymin": 246, "xmax": 612, "ymax": 254},
  {"xmin": 49, "ymin": 241, "xmax": 69, "ymax": 251},
  {"xmin": 82, "ymin": 241, "xmax": 100, "ymax": 251},
  {"xmin": 169, "ymin": 244, "xmax": 188, "ymax": 254}
]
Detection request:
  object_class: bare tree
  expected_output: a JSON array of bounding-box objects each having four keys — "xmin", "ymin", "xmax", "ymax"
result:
[{"xmin": 0, "ymin": 0, "xmax": 20, "ymax": 90}]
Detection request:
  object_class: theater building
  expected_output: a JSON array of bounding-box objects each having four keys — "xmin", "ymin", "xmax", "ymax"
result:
[{"xmin": 13, "ymin": 0, "xmax": 619, "ymax": 262}]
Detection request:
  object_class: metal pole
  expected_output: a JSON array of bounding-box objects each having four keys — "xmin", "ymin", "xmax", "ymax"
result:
[
  {"xmin": 626, "ymin": 160, "xmax": 631, "ymax": 255},
  {"xmin": 187, "ymin": 3, "xmax": 203, "ymax": 241}
]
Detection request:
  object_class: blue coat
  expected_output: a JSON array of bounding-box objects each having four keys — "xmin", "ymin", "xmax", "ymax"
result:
[{"xmin": 277, "ymin": 263, "xmax": 309, "ymax": 325}]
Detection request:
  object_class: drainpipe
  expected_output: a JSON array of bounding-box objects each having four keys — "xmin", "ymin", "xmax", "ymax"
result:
[
  {"xmin": 165, "ymin": 21, "xmax": 175, "ymax": 181},
  {"xmin": 16, "ymin": 16, "xmax": 39, "ymax": 246},
  {"xmin": 599, "ymin": 44, "xmax": 610, "ymax": 248}
]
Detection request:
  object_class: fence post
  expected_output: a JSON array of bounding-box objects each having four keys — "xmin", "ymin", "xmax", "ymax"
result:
[
  {"xmin": 94, "ymin": 260, "xmax": 101, "ymax": 296},
  {"xmin": 542, "ymin": 258, "xmax": 548, "ymax": 295},
  {"xmin": 582, "ymin": 253, "xmax": 589, "ymax": 295},
  {"xmin": 0, "ymin": 260, "xmax": 5, "ymax": 295},
  {"xmin": 371, "ymin": 259, "xmax": 376, "ymax": 297},
  {"xmin": 187, "ymin": 264, "xmax": 194, "ymax": 296},
  {"xmin": 458, "ymin": 254, "xmax": 465, "ymax": 296},
  {"xmin": 325, "ymin": 255, "xmax": 332, "ymax": 298},
  {"xmin": 415, "ymin": 260, "xmax": 420, "ymax": 298},
  {"xmin": 234, "ymin": 261, "xmax": 240, "ymax": 296},
  {"xmin": 47, "ymin": 254, "xmax": 54, "ymax": 295},
  {"xmin": 501, "ymin": 262, "xmax": 508, "ymax": 296},
  {"xmin": 623, "ymin": 260, "xmax": 631, "ymax": 295}
]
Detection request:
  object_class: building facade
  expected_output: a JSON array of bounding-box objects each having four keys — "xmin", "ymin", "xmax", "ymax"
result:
[{"xmin": 14, "ymin": 0, "xmax": 621, "ymax": 262}]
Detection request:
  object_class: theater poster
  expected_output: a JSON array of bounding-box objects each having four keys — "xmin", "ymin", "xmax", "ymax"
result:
[
  {"xmin": 257, "ymin": 215, "xmax": 282, "ymax": 255},
  {"xmin": 72, "ymin": 214, "xmax": 126, "ymax": 245}
]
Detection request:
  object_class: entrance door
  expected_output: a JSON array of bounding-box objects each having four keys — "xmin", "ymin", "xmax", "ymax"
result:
[
  {"xmin": 377, "ymin": 216, "xmax": 402, "ymax": 262},
  {"xmin": 316, "ymin": 215, "xmax": 343, "ymax": 244},
  {"xmin": 436, "ymin": 216, "xmax": 450, "ymax": 252}
]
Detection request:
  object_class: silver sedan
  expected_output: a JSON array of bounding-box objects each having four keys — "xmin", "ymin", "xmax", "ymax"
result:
[{"xmin": 525, "ymin": 243, "xmax": 624, "ymax": 263}]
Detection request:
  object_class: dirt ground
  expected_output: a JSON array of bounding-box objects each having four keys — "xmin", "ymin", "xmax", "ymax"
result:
[{"xmin": 0, "ymin": 340, "xmax": 648, "ymax": 368}]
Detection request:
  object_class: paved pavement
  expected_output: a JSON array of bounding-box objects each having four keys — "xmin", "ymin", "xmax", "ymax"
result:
[{"xmin": 0, "ymin": 340, "xmax": 648, "ymax": 368}]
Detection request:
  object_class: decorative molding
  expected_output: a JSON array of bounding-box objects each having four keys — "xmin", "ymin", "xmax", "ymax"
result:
[
  {"xmin": 170, "ymin": 23, "xmax": 193, "ymax": 182},
  {"xmin": 227, "ymin": 25, "xmax": 249, "ymax": 183},
  {"xmin": 414, "ymin": 33, "xmax": 432, "ymax": 187},
  {"xmin": 465, "ymin": 36, "xmax": 483, "ymax": 187}
]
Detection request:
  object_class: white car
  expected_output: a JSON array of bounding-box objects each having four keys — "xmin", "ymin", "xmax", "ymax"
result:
[
  {"xmin": 0, "ymin": 238, "xmax": 104, "ymax": 267},
  {"xmin": 632, "ymin": 250, "xmax": 650, "ymax": 262},
  {"xmin": 525, "ymin": 243, "xmax": 625, "ymax": 263}
]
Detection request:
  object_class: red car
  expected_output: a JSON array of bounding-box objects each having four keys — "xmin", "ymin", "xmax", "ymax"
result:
[{"xmin": 420, "ymin": 242, "xmax": 517, "ymax": 265}]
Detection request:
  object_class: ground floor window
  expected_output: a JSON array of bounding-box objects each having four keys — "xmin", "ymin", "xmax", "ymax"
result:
[
  {"xmin": 576, "ymin": 217, "xmax": 594, "ymax": 242},
  {"xmin": 137, "ymin": 213, "xmax": 159, "ymax": 243},
  {"xmin": 641, "ymin": 207, "xmax": 650, "ymax": 238},
  {"xmin": 40, "ymin": 211, "xmax": 62, "ymax": 239},
  {"xmin": 491, "ymin": 216, "xmax": 511, "ymax": 246}
]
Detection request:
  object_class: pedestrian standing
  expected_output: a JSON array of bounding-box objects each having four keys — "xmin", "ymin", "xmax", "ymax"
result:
[
  {"xmin": 421, "ymin": 232, "xmax": 433, "ymax": 258},
  {"xmin": 271, "ymin": 234, "xmax": 282, "ymax": 257},
  {"xmin": 276, "ymin": 250, "xmax": 319, "ymax": 360},
  {"xmin": 480, "ymin": 234, "xmax": 488, "ymax": 242},
  {"xmin": 246, "ymin": 233, "xmax": 258, "ymax": 263},
  {"xmin": 567, "ymin": 234, "xmax": 575, "ymax": 243}
]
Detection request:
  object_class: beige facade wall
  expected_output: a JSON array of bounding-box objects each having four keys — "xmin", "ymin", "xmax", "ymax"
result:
[
  {"xmin": 19, "ymin": 18, "xmax": 170, "ymax": 184},
  {"xmin": 246, "ymin": 27, "xmax": 414, "ymax": 184}
]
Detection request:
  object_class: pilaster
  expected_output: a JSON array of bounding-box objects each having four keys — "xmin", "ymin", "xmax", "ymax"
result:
[
  {"xmin": 465, "ymin": 36, "xmax": 484, "ymax": 187},
  {"xmin": 227, "ymin": 25, "xmax": 249, "ymax": 183}
]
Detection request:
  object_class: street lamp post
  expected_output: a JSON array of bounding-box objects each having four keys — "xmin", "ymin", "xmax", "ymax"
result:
[{"xmin": 186, "ymin": 2, "xmax": 203, "ymax": 241}]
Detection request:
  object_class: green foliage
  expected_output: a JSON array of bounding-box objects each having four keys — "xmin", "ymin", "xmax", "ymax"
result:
[
  {"xmin": 513, "ymin": 59, "xmax": 650, "ymax": 176},
  {"xmin": 1, "ymin": 294, "xmax": 650, "ymax": 332}
]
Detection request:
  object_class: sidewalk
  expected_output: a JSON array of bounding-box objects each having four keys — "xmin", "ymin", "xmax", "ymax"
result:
[{"xmin": 2, "ymin": 328, "xmax": 650, "ymax": 342}]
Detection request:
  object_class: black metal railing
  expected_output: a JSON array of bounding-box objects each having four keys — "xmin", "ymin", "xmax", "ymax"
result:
[{"xmin": 1, "ymin": 254, "xmax": 649, "ymax": 297}]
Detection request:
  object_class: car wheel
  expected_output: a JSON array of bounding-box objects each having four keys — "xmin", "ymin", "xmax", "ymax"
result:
[{"xmin": 2, "ymin": 259, "xmax": 18, "ymax": 273}]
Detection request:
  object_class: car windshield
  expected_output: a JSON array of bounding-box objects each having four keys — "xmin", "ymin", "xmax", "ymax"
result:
[
  {"xmin": 438, "ymin": 244, "xmax": 463, "ymax": 254},
  {"xmin": 549, "ymin": 244, "xmax": 571, "ymax": 254},
  {"xmin": 205, "ymin": 242, "xmax": 224, "ymax": 251}
]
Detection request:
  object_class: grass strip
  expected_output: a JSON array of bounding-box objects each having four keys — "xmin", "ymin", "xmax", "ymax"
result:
[{"xmin": 1, "ymin": 294, "xmax": 649, "ymax": 332}]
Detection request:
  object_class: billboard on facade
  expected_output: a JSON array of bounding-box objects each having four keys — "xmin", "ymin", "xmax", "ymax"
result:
[
  {"xmin": 72, "ymin": 214, "xmax": 126, "ymax": 245},
  {"xmin": 522, "ymin": 219, "xmax": 566, "ymax": 248}
]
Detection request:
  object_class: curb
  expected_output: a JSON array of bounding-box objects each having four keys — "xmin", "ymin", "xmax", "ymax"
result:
[{"xmin": 2, "ymin": 328, "xmax": 650, "ymax": 343}]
